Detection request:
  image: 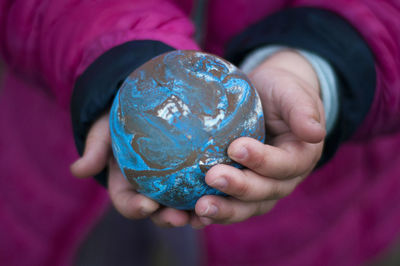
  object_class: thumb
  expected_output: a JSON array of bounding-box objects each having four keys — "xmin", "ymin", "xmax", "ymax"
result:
[
  {"xmin": 280, "ymin": 84, "xmax": 326, "ymax": 143},
  {"xmin": 70, "ymin": 113, "xmax": 111, "ymax": 178}
]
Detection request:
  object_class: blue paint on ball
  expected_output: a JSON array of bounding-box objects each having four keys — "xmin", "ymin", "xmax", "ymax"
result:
[{"xmin": 110, "ymin": 50, "xmax": 265, "ymax": 210}]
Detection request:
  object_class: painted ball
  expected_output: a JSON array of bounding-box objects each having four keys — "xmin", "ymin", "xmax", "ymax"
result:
[{"xmin": 110, "ymin": 50, "xmax": 265, "ymax": 210}]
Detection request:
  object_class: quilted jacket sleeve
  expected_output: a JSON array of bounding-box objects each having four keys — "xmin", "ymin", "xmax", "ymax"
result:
[
  {"xmin": 0, "ymin": 0, "xmax": 198, "ymax": 107},
  {"xmin": 290, "ymin": 0, "xmax": 400, "ymax": 139},
  {"xmin": 0, "ymin": 0, "xmax": 199, "ymax": 185}
]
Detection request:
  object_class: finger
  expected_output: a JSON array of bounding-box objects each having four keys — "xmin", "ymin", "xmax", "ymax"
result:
[
  {"xmin": 228, "ymin": 137, "xmax": 322, "ymax": 179},
  {"xmin": 190, "ymin": 214, "xmax": 212, "ymax": 229},
  {"xmin": 206, "ymin": 164, "xmax": 302, "ymax": 201},
  {"xmin": 278, "ymin": 84, "xmax": 326, "ymax": 143},
  {"xmin": 70, "ymin": 114, "xmax": 111, "ymax": 178},
  {"xmin": 108, "ymin": 159, "xmax": 159, "ymax": 219},
  {"xmin": 195, "ymin": 195, "xmax": 276, "ymax": 224},
  {"xmin": 150, "ymin": 208, "xmax": 190, "ymax": 228}
]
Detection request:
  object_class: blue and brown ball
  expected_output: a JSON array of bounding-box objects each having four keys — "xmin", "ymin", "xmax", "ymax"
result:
[{"xmin": 110, "ymin": 50, "xmax": 265, "ymax": 210}]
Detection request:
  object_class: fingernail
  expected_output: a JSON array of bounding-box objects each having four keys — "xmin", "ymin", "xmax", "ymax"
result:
[
  {"xmin": 230, "ymin": 146, "xmax": 248, "ymax": 160},
  {"xmin": 200, "ymin": 204, "xmax": 218, "ymax": 217},
  {"xmin": 309, "ymin": 119, "xmax": 325, "ymax": 132},
  {"xmin": 140, "ymin": 207, "xmax": 151, "ymax": 216},
  {"xmin": 309, "ymin": 118, "xmax": 321, "ymax": 126},
  {"xmin": 140, "ymin": 202, "xmax": 155, "ymax": 216},
  {"xmin": 199, "ymin": 217, "xmax": 213, "ymax": 226},
  {"xmin": 211, "ymin": 178, "xmax": 228, "ymax": 190}
]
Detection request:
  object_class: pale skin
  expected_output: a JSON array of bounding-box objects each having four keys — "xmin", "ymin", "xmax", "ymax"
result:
[{"xmin": 70, "ymin": 50, "xmax": 326, "ymax": 229}]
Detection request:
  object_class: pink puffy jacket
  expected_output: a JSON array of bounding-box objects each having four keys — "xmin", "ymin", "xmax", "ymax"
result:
[{"xmin": 1, "ymin": 0, "xmax": 399, "ymax": 265}]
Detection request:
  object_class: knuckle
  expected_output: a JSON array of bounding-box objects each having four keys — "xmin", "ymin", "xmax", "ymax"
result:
[
  {"xmin": 234, "ymin": 179, "xmax": 250, "ymax": 198},
  {"xmin": 292, "ymin": 160, "xmax": 301, "ymax": 177},
  {"xmin": 283, "ymin": 154, "xmax": 300, "ymax": 178},
  {"xmin": 218, "ymin": 201, "xmax": 236, "ymax": 223},
  {"xmin": 228, "ymin": 206, "xmax": 237, "ymax": 221},
  {"xmin": 249, "ymin": 152, "xmax": 266, "ymax": 171},
  {"xmin": 278, "ymin": 162, "xmax": 294, "ymax": 179},
  {"xmin": 280, "ymin": 167, "xmax": 293, "ymax": 180},
  {"xmin": 268, "ymin": 183, "xmax": 285, "ymax": 200},
  {"xmin": 223, "ymin": 208, "xmax": 238, "ymax": 224}
]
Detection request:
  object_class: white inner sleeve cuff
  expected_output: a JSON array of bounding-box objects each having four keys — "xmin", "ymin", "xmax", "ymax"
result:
[{"xmin": 240, "ymin": 46, "xmax": 339, "ymax": 135}]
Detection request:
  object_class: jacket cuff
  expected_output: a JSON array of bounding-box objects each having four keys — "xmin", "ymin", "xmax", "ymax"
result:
[
  {"xmin": 225, "ymin": 7, "xmax": 376, "ymax": 166},
  {"xmin": 240, "ymin": 45, "xmax": 339, "ymax": 136},
  {"xmin": 71, "ymin": 40, "xmax": 175, "ymax": 186}
]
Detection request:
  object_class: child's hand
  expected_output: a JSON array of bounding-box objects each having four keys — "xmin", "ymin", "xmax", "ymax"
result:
[
  {"xmin": 189, "ymin": 50, "xmax": 326, "ymax": 228},
  {"xmin": 70, "ymin": 114, "xmax": 192, "ymax": 227},
  {"xmin": 70, "ymin": 50, "xmax": 326, "ymax": 229}
]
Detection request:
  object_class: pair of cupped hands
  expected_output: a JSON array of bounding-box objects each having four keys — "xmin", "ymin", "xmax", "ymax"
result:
[{"xmin": 71, "ymin": 50, "xmax": 326, "ymax": 229}]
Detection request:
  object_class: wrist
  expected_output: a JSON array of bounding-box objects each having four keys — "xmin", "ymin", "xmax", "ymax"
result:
[{"xmin": 254, "ymin": 50, "xmax": 320, "ymax": 97}]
